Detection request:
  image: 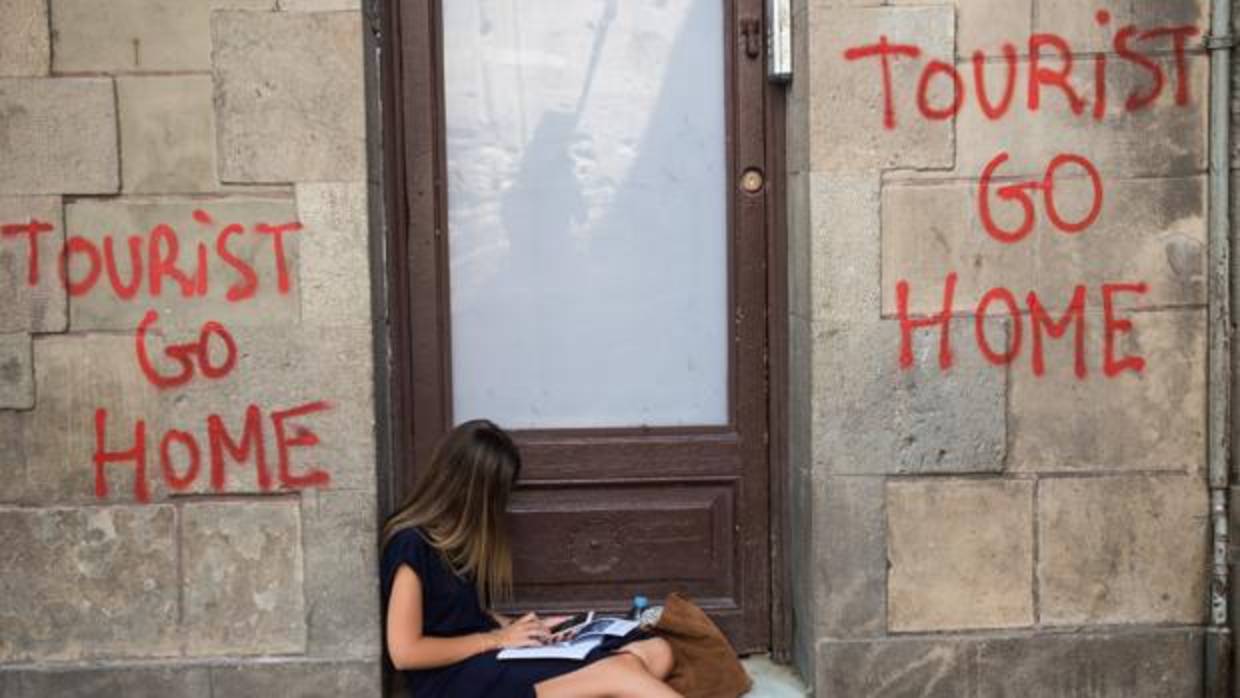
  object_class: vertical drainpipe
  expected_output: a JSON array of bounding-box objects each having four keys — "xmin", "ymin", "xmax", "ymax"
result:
[{"xmin": 1207, "ymin": 0, "xmax": 1234, "ymax": 695}]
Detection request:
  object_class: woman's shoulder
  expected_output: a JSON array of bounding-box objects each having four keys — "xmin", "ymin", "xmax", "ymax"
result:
[{"xmin": 381, "ymin": 526, "xmax": 438, "ymax": 572}]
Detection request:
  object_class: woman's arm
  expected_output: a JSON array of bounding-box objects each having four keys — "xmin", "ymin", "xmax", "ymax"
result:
[{"xmin": 386, "ymin": 564, "xmax": 551, "ymax": 671}]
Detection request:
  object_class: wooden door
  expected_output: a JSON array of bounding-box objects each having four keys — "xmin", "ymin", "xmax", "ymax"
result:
[{"xmin": 383, "ymin": 0, "xmax": 774, "ymax": 652}]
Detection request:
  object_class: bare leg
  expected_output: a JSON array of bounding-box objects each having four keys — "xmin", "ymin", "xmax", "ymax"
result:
[{"xmin": 535, "ymin": 641, "xmax": 683, "ymax": 698}]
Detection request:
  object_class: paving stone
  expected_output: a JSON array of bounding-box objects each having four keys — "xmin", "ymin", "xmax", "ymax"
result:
[
  {"xmin": 808, "ymin": 6, "xmax": 955, "ymax": 173},
  {"xmin": 10, "ymin": 666, "xmax": 210, "ymax": 698},
  {"xmin": 815, "ymin": 319, "xmax": 1007, "ymax": 475},
  {"xmin": 1009, "ymin": 310, "xmax": 1205, "ymax": 472},
  {"xmin": 816, "ymin": 638, "xmax": 977, "ymax": 698},
  {"xmin": 209, "ymin": 661, "xmax": 379, "ymax": 698},
  {"xmin": 118, "ymin": 76, "xmax": 218, "ymax": 194},
  {"xmin": 295, "ymin": 182, "xmax": 371, "ymax": 327},
  {"xmin": 65, "ymin": 197, "xmax": 300, "ymax": 331},
  {"xmin": 0, "ymin": 78, "xmax": 118, "ymax": 195},
  {"xmin": 977, "ymin": 630, "xmax": 1202, "ymax": 697},
  {"xmin": 1039, "ymin": 475, "xmax": 1208, "ymax": 625},
  {"xmin": 0, "ymin": 196, "xmax": 67, "ymax": 333},
  {"xmin": 181, "ymin": 498, "xmax": 307, "ymax": 655},
  {"xmin": 0, "ymin": 333, "xmax": 33, "ymax": 409},
  {"xmin": 882, "ymin": 175, "xmax": 1207, "ymax": 316},
  {"xmin": 214, "ymin": 11, "xmax": 365, "ymax": 182},
  {"xmin": 959, "ymin": 55, "xmax": 1207, "ymax": 178},
  {"xmin": 0, "ymin": 0, "xmax": 50, "ymax": 77},
  {"xmin": 301, "ymin": 489, "xmax": 382, "ymax": 657},
  {"xmin": 51, "ymin": 0, "xmax": 214, "ymax": 72},
  {"xmin": 887, "ymin": 479, "xmax": 1034, "ymax": 631},
  {"xmin": 0, "ymin": 506, "xmax": 179, "ymax": 662}
]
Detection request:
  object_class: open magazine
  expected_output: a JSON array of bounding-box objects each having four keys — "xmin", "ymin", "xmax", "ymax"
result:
[{"xmin": 497, "ymin": 615, "xmax": 640, "ymax": 661}]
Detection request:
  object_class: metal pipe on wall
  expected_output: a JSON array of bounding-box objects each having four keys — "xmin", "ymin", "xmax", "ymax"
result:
[{"xmin": 1206, "ymin": 0, "xmax": 1234, "ymax": 695}]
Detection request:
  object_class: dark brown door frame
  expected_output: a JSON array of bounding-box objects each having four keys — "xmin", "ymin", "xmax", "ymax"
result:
[{"xmin": 371, "ymin": 0, "xmax": 790, "ymax": 662}]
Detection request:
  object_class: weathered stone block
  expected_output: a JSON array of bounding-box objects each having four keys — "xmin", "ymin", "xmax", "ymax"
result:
[
  {"xmin": 210, "ymin": 661, "xmax": 379, "ymax": 698},
  {"xmin": 301, "ymin": 489, "xmax": 382, "ymax": 657},
  {"xmin": 151, "ymin": 324, "xmax": 376, "ymax": 495},
  {"xmin": 883, "ymin": 176, "xmax": 1207, "ymax": 317},
  {"xmin": 0, "ymin": 196, "xmax": 67, "ymax": 333},
  {"xmin": 118, "ymin": 76, "xmax": 218, "ymax": 194},
  {"xmin": 959, "ymin": 55, "xmax": 1207, "ymax": 178},
  {"xmin": 887, "ymin": 479, "xmax": 1034, "ymax": 631},
  {"xmin": 1035, "ymin": 0, "xmax": 1206, "ymax": 54},
  {"xmin": 1009, "ymin": 310, "xmax": 1205, "ymax": 472},
  {"xmin": 0, "ymin": 506, "xmax": 179, "ymax": 662},
  {"xmin": 0, "ymin": 79, "xmax": 118, "ymax": 195},
  {"xmin": 214, "ymin": 11, "xmax": 365, "ymax": 182},
  {"xmin": 1039, "ymin": 476, "xmax": 1208, "ymax": 625},
  {"xmin": 810, "ymin": 174, "xmax": 882, "ymax": 325},
  {"xmin": 817, "ymin": 477, "xmax": 886, "ymax": 638},
  {"xmin": 9, "ymin": 667, "xmax": 211, "ymax": 698},
  {"xmin": 889, "ymin": 0, "xmax": 1031, "ymax": 57},
  {"xmin": 278, "ymin": 0, "xmax": 360, "ymax": 10},
  {"xmin": 808, "ymin": 6, "xmax": 955, "ymax": 173},
  {"xmin": 65, "ymin": 198, "xmax": 300, "ymax": 331},
  {"xmin": 0, "ymin": 0, "xmax": 50, "ymax": 76},
  {"xmin": 296, "ymin": 182, "xmax": 371, "ymax": 326},
  {"xmin": 977, "ymin": 630, "xmax": 1202, "ymax": 697},
  {"xmin": 815, "ymin": 320, "xmax": 1007, "ymax": 474},
  {"xmin": 25, "ymin": 335, "xmax": 163, "ymax": 505},
  {"xmin": 51, "ymin": 0, "xmax": 212, "ymax": 72},
  {"xmin": 0, "ymin": 333, "xmax": 33, "ymax": 409},
  {"xmin": 181, "ymin": 498, "xmax": 307, "ymax": 655},
  {"xmin": 817, "ymin": 638, "xmax": 978, "ymax": 698},
  {"xmin": 0, "ymin": 410, "xmax": 28, "ymax": 502}
]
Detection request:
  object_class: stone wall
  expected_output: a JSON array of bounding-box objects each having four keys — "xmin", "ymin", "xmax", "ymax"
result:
[
  {"xmin": 0, "ymin": 0, "xmax": 381, "ymax": 694},
  {"xmin": 789, "ymin": 0, "xmax": 1211, "ymax": 694}
]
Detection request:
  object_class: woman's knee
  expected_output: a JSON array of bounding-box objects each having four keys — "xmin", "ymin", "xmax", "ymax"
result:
[{"xmin": 623, "ymin": 637, "xmax": 675, "ymax": 680}]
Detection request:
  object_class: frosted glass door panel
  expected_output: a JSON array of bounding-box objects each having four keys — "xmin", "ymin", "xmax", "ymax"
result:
[{"xmin": 444, "ymin": 0, "xmax": 727, "ymax": 429}]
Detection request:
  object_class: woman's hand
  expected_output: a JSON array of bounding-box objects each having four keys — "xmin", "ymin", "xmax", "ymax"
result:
[{"xmin": 490, "ymin": 612, "xmax": 551, "ymax": 648}]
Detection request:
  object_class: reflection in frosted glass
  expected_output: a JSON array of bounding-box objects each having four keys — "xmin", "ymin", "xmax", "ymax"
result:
[{"xmin": 445, "ymin": 0, "xmax": 726, "ymax": 428}]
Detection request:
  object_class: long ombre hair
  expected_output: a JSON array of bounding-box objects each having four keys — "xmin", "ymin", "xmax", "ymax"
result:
[{"xmin": 382, "ymin": 419, "xmax": 522, "ymax": 605}]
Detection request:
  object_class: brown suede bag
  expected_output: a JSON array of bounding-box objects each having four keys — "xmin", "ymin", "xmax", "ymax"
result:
[{"xmin": 651, "ymin": 593, "xmax": 752, "ymax": 698}]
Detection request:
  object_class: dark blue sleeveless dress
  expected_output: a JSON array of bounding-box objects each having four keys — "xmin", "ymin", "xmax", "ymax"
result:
[{"xmin": 380, "ymin": 527, "xmax": 646, "ymax": 698}]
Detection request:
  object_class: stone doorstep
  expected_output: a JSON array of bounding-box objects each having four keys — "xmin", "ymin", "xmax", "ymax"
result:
[{"xmin": 742, "ymin": 655, "xmax": 811, "ymax": 697}]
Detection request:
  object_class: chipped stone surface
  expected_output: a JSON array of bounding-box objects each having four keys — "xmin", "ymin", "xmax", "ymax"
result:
[
  {"xmin": 817, "ymin": 638, "xmax": 977, "ymax": 698},
  {"xmin": 808, "ymin": 6, "xmax": 955, "ymax": 173},
  {"xmin": 214, "ymin": 11, "xmax": 365, "ymax": 182},
  {"xmin": 210, "ymin": 661, "xmax": 379, "ymax": 698},
  {"xmin": 0, "ymin": 0, "xmax": 50, "ymax": 77},
  {"xmin": 882, "ymin": 176, "xmax": 1207, "ymax": 315},
  {"xmin": 0, "ymin": 333, "xmax": 34, "ymax": 409},
  {"xmin": 815, "ymin": 320, "xmax": 1007, "ymax": 475},
  {"xmin": 118, "ymin": 76, "xmax": 218, "ymax": 194},
  {"xmin": 0, "ymin": 196, "xmax": 67, "ymax": 333},
  {"xmin": 977, "ymin": 630, "xmax": 1203, "ymax": 697},
  {"xmin": 0, "ymin": 79, "xmax": 118, "ymax": 195},
  {"xmin": 887, "ymin": 479, "xmax": 1034, "ymax": 631},
  {"xmin": 1009, "ymin": 310, "xmax": 1206, "ymax": 473},
  {"xmin": 1039, "ymin": 476, "xmax": 1208, "ymax": 625},
  {"xmin": 889, "ymin": 0, "xmax": 1031, "ymax": 57},
  {"xmin": 1035, "ymin": 0, "xmax": 1206, "ymax": 54},
  {"xmin": 65, "ymin": 198, "xmax": 300, "ymax": 331},
  {"xmin": 181, "ymin": 499, "xmax": 307, "ymax": 655},
  {"xmin": 0, "ymin": 506, "xmax": 179, "ymax": 662},
  {"xmin": 296, "ymin": 182, "xmax": 371, "ymax": 326}
]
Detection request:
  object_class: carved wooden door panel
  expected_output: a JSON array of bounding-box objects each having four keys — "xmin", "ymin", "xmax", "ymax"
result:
[{"xmin": 389, "ymin": 0, "xmax": 772, "ymax": 651}]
